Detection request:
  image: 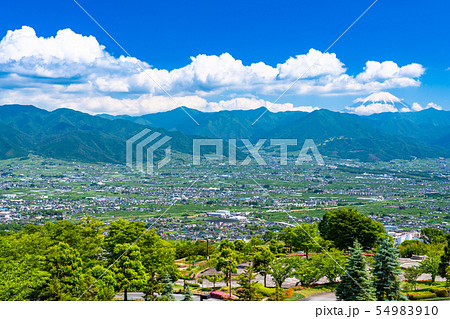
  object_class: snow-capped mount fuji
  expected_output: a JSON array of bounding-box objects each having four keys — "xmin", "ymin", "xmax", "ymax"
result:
[{"xmin": 345, "ymin": 92, "xmax": 411, "ymax": 115}]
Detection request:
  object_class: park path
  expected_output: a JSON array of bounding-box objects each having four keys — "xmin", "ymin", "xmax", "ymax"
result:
[{"xmin": 301, "ymin": 291, "xmax": 337, "ymax": 301}]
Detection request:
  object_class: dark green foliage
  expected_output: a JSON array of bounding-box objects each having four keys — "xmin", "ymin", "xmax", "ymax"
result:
[
  {"xmin": 182, "ymin": 285, "xmax": 193, "ymax": 301},
  {"xmin": 372, "ymin": 237, "xmax": 405, "ymax": 300},
  {"xmin": 439, "ymin": 243, "xmax": 450, "ymax": 279},
  {"xmin": 161, "ymin": 273, "xmax": 175, "ymax": 301},
  {"xmin": 319, "ymin": 208, "xmax": 385, "ymax": 250},
  {"xmin": 0, "ymin": 218, "xmax": 182, "ymax": 301},
  {"xmin": 236, "ymin": 266, "xmax": 262, "ymax": 301},
  {"xmin": 399, "ymin": 240, "xmax": 428, "ymax": 258},
  {"xmin": 336, "ymin": 240, "xmax": 375, "ymax": 301},
  {"xmin": 420, "ymin": 227, "xmax": 446, "ymax": 244}
]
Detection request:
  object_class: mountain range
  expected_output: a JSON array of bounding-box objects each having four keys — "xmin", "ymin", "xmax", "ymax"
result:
[{"xmin": 0, "ymin": 99, "xmax": 449, "ymax": 164}]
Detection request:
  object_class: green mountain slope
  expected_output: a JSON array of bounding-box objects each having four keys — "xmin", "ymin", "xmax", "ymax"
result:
[{"xmin": 0, "ymin": 105, "xmax": 198, "ymax": 163}]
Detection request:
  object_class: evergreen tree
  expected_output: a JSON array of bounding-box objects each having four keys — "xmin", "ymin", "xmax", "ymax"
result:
[
  {"xmin": 182, "ymin": 285, "xmax": 193, "ymax": 301},
  {"xmin": 161, "ymin": 273, "xmax": 176, "ymax": 301},
  {"xmin": 336, "ymin": 240, "xmax": 375, "ymax": 301},
  {"xmin": 372, "ymin": 237, "xmax": 405, "ymax": 300},
  {"xmin": 236, "ymin": 266, "xmax": 261, "ymax": 301},
  {"xmin": 438, "ymin": 242, "xmax": 450, "ymax": 279}
]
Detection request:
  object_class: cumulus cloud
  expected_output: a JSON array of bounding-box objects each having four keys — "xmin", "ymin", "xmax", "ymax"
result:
[
  {"xmin": 347, "ymin": 102, "xmax": 399, "ymax": 115},
  {"xmin": 411, "ymin": 102, "xmax": 443, "ymax": 111},
  {"xmin": 0, "ymin": 26, "xmax": 429, "ymax": 114}
]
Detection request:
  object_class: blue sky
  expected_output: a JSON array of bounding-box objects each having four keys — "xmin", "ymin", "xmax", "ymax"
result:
[{"xmin": 0, "ymin": 0, "xmax": 448, "ymax": 115}]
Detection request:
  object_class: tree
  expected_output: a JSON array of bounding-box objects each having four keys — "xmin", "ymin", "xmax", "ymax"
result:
[
  {"xmin": 206, "ymin": 272, "xmax": 224, "ymax": 289},
  {"xmin": 138, "ymin": 229, "xmax": 178, "ymax": 299},
  {"xmin": 420, "ymin": 254, "xmax": 441, "ymax": 283},
  {"xmin": 399, "ymin": 240, "xmax": 428, "ymax": 258},
  {"xmin": 40, "ymin": 242, "xmax": 86, "ymax": 300},
  {"xmin": 253, "ymin": 248, "xmax": 274, "ymax": 287},
  {"xmin": 104, "ymin": 219, "xmax": 145, "ymax": 259},
  {"xmin": 236, "ymin": 266, "xmax": 261, "ymax": 301},
  {"xmin": 160, "ymin": 273, "xmax": 176, "ymax": 301},
  {"xmin": 320, "ymin": 248, "xmax": 347, "ymax": 284},
  {"xmin": 404, "ymin": 266, "xmax": 422, "ymax": 291},
  {"xmin": 271, "ymin": 284, "xmax": 284, "ymax": 301},
  {"xmin": 270, "ymin": 257, "xmax": 293, "ymax": 288},
  {"xmin": 336, "ymin": 240, "xmax": 375, "ymax": 301},
  {"xmin": 282, "ymin": 223, "xmax": 320, "ymax": 259},
  {"xmin": 234, "ymin": 240, "xmax": 245, "ymax": 252},
  {"xmin": 372, "ymin": 237, "xmax": 405, "ymax": 300},
  {"xmin": 292, "ymin": 256, "xmax": 322, "ymax": 286},
  {"xmin": 319, "ymin": 208, "xmax": 384, "ymax": 250},
  {"xmin": 111, "ymin": 244, "xmax": 147, "ymax": 301},
  {"xmin": 216, "ymin": 240, "xmax": 238, "ymax": 287},
  {"xmin": 182, "ymin": 285, "xmax": 193, "ymax": 301},
  {"xmin": 439, "ymin": 242, "xmax": 450, "ymax": 279},
  {"xmin": 86, "ymin": 265, "xmax": 117, "ymax": 301},
  {"xmin": 420, "ymin": 227, "xmax": 446, "ymax": 245}
]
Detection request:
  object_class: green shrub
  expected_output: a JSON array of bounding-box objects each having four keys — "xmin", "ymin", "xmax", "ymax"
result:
[
  {"xmin": 430, "ymin": 288, "xmax": 449, "ymax": 297},
  {"xmin": 254, "ymin": 282, "xmax": 275, "ymax": 297},
  {"xmin": 407, "ymin": 291, "xmax": 437, "ymax": 300},
  {"xmin": 186, "ymin": 282, "xmax": 200, "ymax": 288}
]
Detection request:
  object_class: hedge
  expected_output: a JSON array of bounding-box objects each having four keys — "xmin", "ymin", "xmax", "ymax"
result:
[{"xmin": 407, "ymin": 292, "xmax": 437, "ymax": 300}]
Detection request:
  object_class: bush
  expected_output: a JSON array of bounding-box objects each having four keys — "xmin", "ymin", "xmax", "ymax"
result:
[
  {"xmin": 407, "ymin": 292, "xmax": 437, "ymax": 300},
  {"xmin": 284, "ymin": 288, "xmax": 294, "ymax": 299},
  {"xmin": 210, "ymin": 290, "xmax": 238, "ymax": 300},
  {"xmin": 430, "ymin": 288, "xmax": 449, "ymax": 297},
  {"xmin": 254, "ymin": 283, "xmax": 275, "ymax": 297},
  {"xmin": 186, "ymin": 282, "xmax": 200, "ymax": 288}
]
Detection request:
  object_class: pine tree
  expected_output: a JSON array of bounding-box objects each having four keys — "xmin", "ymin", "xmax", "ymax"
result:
[
  {"xmin": 161, "ymin": 273, "xmax": 176, "ymax": 301},
  {"xmin": 372, "ymin": 237, "xmax": 406, "ymax": 300},
  {"xmin": 182, "ymin": 285, "xmax": 193, "ymax": 301},
  {"xmin": 438, "ymin": 242, "xmax": 450, "ymax": 279},
  {"xmin": 236, "ymin": 266, "xmax": 261, "ymax": 301},
  {"xmin": 336, "ymin": 240, "xmax": 375, "ymax": 301}
]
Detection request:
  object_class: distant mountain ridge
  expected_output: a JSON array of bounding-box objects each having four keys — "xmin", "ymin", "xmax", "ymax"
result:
[
  {"xmin": 0, "ymin": 104, "xmax": 199, "ymax": 163},
  {"xmin": 0, "ymin": 103, "xmax": 449, "ymax": 163},
  {"xmin": 99, "ymin": 106, "xmax": 450, "ymax": 161}
]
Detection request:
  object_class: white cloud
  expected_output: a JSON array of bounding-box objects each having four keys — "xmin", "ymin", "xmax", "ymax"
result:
[
  {"xmin": 0, "ymin": 26, "xmax": 429, "ymax": 114},
  {"xmin": 411, "ymin": 102, "xmax": 443, "ymax": 111},
  {"xmin": 356, "ymin": 61, "xmax": 424, "ymax": 82},
  {"xmin": 346, "ymin": 102, "xmax": 399, "ymax": 115}
]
